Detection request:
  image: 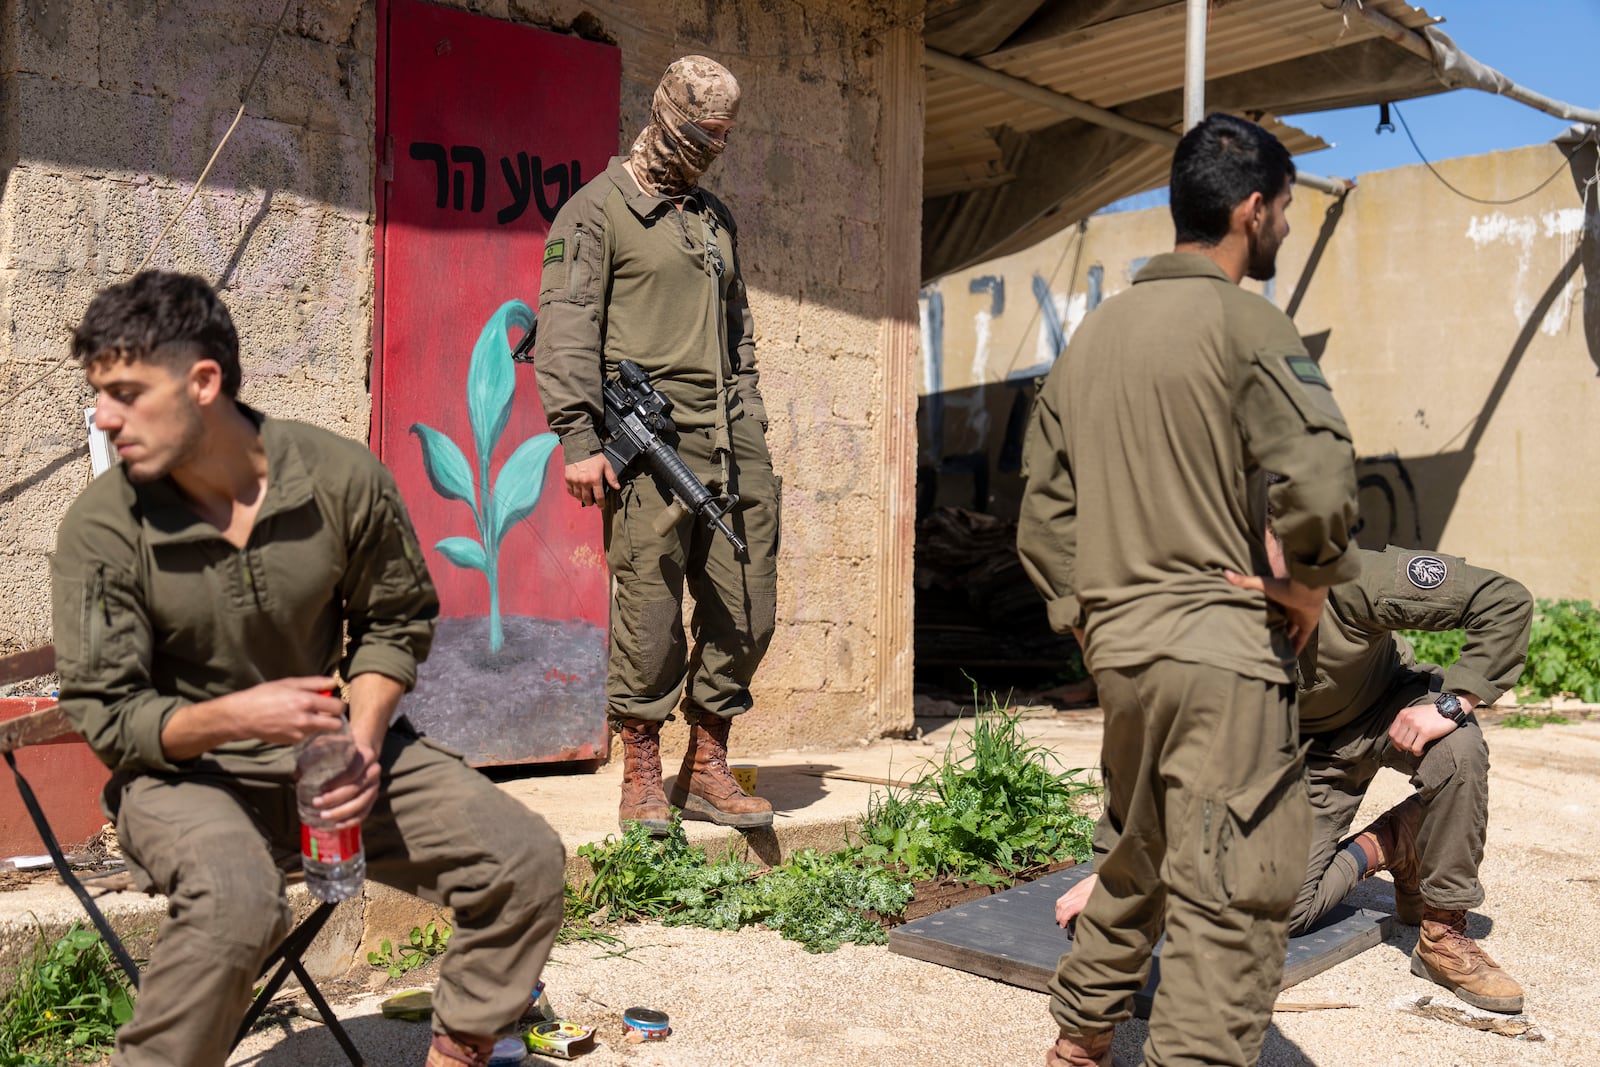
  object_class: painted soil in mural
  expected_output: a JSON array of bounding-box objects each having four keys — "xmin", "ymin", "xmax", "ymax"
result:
[{"xmin": 403, "ymin": 615, "xmax": 607, "ymax": 766}]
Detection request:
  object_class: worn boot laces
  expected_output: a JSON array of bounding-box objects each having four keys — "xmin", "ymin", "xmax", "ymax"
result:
[
  {"xmin": 696, "ymin": 721, "xmax": 736, "ymax": 786},
  {"xmin": 625, "ymin": 726, "xmax": 665, "ymax": 787}
]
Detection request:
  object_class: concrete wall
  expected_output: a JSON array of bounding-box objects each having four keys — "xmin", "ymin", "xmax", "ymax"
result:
[
  {"xmin": 918, "ymin": 140, "xmax": 1600, "ymax": 603},
  {"xmin": 0, "ymin": 0, "xmax": 923, "ymax": 751}
]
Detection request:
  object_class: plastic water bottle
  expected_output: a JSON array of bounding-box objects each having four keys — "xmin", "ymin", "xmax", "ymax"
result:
[{"xmin": 295, "ymin": 716, "xmax": 366, "ymax": 902}]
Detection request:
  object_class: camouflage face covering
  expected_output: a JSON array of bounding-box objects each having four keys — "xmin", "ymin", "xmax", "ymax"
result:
[{"xmin": 629, "ymin": 55, "xmax": 739, "ymax": 198}]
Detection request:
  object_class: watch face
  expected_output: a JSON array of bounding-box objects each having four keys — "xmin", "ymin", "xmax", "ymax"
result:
[{"xmin": 1435, "ymin": 693, "xmax": 1464, "ymax": 722}]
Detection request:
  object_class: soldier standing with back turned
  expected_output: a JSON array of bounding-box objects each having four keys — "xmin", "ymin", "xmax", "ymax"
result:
[
  {"xmin": 534, "ymin": 57, "xmax": 778, "ymax": 833},
  {"xmin": 1018, "ymin": 113, "xmax": 1360, "ymax": 1067}
]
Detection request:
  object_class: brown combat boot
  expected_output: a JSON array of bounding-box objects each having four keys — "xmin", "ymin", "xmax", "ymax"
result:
[
  {"xmin": 1411, "ymin": 906, "xmax": 1525, "ymax": 1013},
  {"xmin": 617, "ymin": 718, "xmax": 672, "ymax": 834},
  {"xmin": 1352, "ymin": 794, "xmax": 1423, "ymax": 924},
  {"xmin": 1046, "ymin": 1028, "xmax": 1114, "ymax": 1067},
  {"xmin": 669, "ymin": 716, "xmax": 773, "ymax": 828},
  {"xmin": 425, "ymin": 1031, "xmax": 494, "ymax": 1067}
]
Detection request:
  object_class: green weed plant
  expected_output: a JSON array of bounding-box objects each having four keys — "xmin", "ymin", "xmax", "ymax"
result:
[
  {"xmin": 1400, "ymin": 627, "xmax": 1466, "ymax": 670},
  {"xmin": 561, "ymin": 692, "xmax": 1099, "ymax": 952},
  {"xmin": 367, "ymin": 921, "xmax": 451, "ymax": 980},
  {"xmin": 1501, "ymin": 711, "xmax": 1571, "ymax": 730},
  {"xmin": 1524, "ymin": 600, "xmax": 1600, "ymax": 702},
  {"xmin": 0, "ymin": 924, "xmax": 135, "ymax": 1065},
  {"xmin": 854, "ymin": 694, "xmax": 1099, "ymax": 885},
  {"xmin": 568, "ymin": 820, "xmax": 912, "ymax": 953}
]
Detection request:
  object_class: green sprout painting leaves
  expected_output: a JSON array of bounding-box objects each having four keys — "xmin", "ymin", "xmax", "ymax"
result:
[{"xmin": 411, "ymin": 300, "xmax": 558, "ymax": 653}]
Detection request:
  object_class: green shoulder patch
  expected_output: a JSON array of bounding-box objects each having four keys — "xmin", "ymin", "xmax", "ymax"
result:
[
  {"xmin": 1285, "ymin": 355, "xmax": 1328, "ymax": 389},
  {"xmin": 542, "ymin": 238, "xmax": 565, "ymax": 266}
]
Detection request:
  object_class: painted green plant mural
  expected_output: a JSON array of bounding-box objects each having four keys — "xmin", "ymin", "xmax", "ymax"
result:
[{"xmin": 411, "ymin": 300, "xmax": 558, "ymax": 653}]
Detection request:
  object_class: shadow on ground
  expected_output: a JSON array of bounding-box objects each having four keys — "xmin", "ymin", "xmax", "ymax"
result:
[
  {"xmin": 234, "ymin": 1011, "xmax": 431, "ymax": 1066},
  {"xmin": 1110, "ymin": 1020, "xmax": 1320, "ymax": 1066}
]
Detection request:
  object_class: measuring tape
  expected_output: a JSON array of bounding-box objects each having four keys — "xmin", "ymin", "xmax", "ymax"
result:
[
  {"xmin": 524, "ymin": 1020, "xmax": 596, "ymax": 1060},
  {"xmin": 622, "ymin": 1006, "xmax": 671, "ymax": 1042}
]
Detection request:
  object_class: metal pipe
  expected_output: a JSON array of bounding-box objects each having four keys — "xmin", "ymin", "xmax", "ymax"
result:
[
  {"xmin": 1325, "ymin": 0, "xmax": 1600, "ymax": 126},
  {"xmin": 1294, "ymin": 170, "xmax": 1352, "ymax": 197},
  {"xmin": 923, "ymin": 48, "xmax": 1352, "ymax": 197},
  {"xmin": 1184, "ymin": 0, "xmax": 1208, "ymax": 131}
]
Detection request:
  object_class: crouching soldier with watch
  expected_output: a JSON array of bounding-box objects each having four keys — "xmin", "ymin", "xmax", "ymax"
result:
[
  {"xmin": 1265, "ymin": 544, "xmax": 1532, "ymax": 1012},
  {"xmin": 1060, "ymin": 543, "xmax": 1533, "ymax": 1012}
]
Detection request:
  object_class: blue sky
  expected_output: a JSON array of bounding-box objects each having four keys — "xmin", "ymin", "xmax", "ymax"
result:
[{"xmin": 1104, "ymin": 0, "xmax": 1599, "ymax": 213}]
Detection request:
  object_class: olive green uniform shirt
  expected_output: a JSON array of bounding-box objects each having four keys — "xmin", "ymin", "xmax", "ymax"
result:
[
  {"xmin": 534, "ymin": 156, "xmax": 764, "ymax": 465},
  {"xmin": 1298, "ymin": 545, "xmax": 1532, "ymax": 733},
  {"xmin": 50, "ymin": 412, "xmax": 438, "ymax": 774},
  {"xmin": 1019, "ymin": 253, "xmax": 1360, "ymax": 684}
]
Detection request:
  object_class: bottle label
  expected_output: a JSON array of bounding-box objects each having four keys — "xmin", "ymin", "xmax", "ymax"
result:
[{"xmin": 302, "ymin": 824, "xmax": 362, "ymax": 864}]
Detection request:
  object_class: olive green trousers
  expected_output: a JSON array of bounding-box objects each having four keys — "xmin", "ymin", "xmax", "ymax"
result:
[
  {"xmin": 108, "ymin": 729, "xmax": 565, "ymax": 1066},
  {"xmin": 1292, "ymin": 669, "xmax": 1489, "ymax": 934},
  {"xmin": 1052, "ymin": 660, "xmax": 1307, "ymax": 1067},
  {"xmin": 603, "ymin": 414, "xmax": 780, "ymax": 724}
]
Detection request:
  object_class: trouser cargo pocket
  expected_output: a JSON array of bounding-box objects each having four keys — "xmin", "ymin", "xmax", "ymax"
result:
[{"xmin": 1211, "ymin": 756, "xmax": 1311, "ymax": 913}]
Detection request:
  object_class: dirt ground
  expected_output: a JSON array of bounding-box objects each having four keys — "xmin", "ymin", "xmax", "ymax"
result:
[{"xmin": 223, "ymin": 712, "xmax": 1600, "ymax": 1067}]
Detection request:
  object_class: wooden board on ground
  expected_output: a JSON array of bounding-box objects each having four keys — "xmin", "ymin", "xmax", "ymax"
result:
[{"xmin": 888, "ymin": 863, "xmax": 1392, "ymax": 1016}]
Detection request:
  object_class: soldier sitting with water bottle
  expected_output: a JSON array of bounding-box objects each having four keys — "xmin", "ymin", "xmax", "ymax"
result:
[{"xmin": 50, "ymin": 270, "xmax": 566, "ymax": 1067}]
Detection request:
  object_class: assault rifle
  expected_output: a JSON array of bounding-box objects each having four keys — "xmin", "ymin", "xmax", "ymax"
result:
[
  {"xmin": 509, "ymin": 329, "xmax": 744, "ymax": 554},
  {"xmin": 602, "ymin": 360, "xmax": 745, "ymax": 555}
]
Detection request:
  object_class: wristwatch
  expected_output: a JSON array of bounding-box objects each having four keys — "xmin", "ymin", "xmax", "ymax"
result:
[{"xmin": 1433, "ymin": 692, "xmax": 1470, "ymax": 727}]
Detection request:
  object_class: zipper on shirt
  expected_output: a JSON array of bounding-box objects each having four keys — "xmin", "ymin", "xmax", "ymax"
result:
[
  {"xmin": 674, "ymin": 202, "xmax": 695, "ymax": 251},
  {"xmin": 88, "ymin": 565, "xmax": 109, "ymax": 665},
  {"xmin": 567, "ymin": 226, "xmax": 587, "ymax": 298},
  {"xmin": 385, "ymin": 491, "xmax": 429, "ymax": 590},
  {"xmin": 241, "ymin": 551, "xmax": 263, "ymax": 609}
]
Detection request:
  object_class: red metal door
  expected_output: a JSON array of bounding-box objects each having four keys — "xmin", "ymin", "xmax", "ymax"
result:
[{"xmin": 375, "ymin": 0, "xmax": 619, "ymax": 766}]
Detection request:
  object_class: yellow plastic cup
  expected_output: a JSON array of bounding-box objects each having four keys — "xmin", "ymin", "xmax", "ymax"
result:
[{"xmin": 730, "ymin": 764, "xmax": 758, "ymax": 795}]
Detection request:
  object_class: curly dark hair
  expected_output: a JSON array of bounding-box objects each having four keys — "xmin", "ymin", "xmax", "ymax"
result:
[{"xmin": 71, "ymin": 271, "xmax": 241, "ymax": 398}]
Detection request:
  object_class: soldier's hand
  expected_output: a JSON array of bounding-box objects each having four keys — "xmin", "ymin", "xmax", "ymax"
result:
[
  {"xmin": 1222, "ymin": 569, "xmax": 1327, "ymax": 653},
  {"xmin": 308, "ymin": 739, "xmax": 381, "ymax": 829},
  {"xmin": 232, "ymin": 677, "xmax": 346, "ymax": 745},
  {"xmin": 1389, "ymin": 701, "xmax": 1463, "ymax": 756},
  {"xmin": 565, "ymin": 454, "xmax": 620, "ymax": 508},
  {"xmin": 1056, "ymin": 872, "xmax": 1097, "ymax": 931}
]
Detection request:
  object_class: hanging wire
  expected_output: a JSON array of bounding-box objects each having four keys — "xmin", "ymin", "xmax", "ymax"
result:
[
  {"xmin": 1393, "ymin": 102, "xmax": 1593, "ymax": 207},
  {"xmin": 0, "ymin": 0, "xmax": 293, "ymax": 416}
]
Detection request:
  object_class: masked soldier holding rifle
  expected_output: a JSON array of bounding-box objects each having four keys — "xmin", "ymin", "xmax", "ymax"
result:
[{"xmin": 534, "ymin": 56, "xmax": 778, "ymax": 832}]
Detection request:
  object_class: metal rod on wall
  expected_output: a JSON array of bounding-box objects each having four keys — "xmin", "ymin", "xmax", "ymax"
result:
[{"xmin": 1184, "ymin": 0, "xmax": 1207, "ymax": 131}]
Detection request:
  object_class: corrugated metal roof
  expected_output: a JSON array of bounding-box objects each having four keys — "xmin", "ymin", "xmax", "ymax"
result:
[{"xmin": 926, "ymin": 0, "xmax": 1438, "ymax": 198}]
